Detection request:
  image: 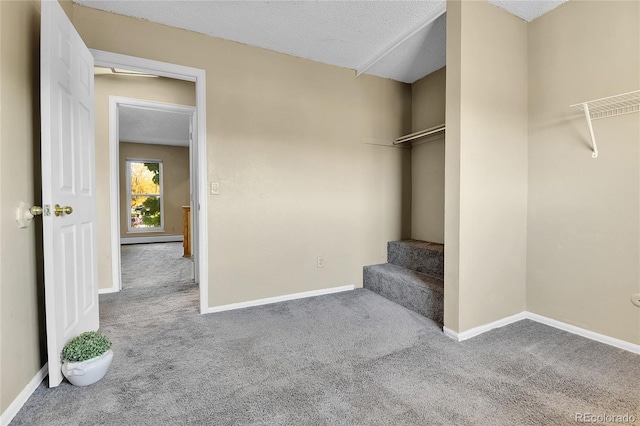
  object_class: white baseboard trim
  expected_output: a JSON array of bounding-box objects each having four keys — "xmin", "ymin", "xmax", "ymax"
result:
[
  {"xmin": 525, "ymin": 312, "xmax": 640, "ymax": 354},
  {"xmin": 1, "ymin": 363, "xmax": 48, "ymax": 426},
  {"xmin": 443, "ymin": 311, "xmax": 527, "ymax": 342},
  {"xmin": 442, "ymin": 326, "xmax": 458, "ymax": 341},
  {"xmin": 443, "ymin": 311, "xmax": 640, "ymax": 354},
  {"xmin": 98, "ymin": 287, "xmax": 117, "ymax": 295},
  {"xmin": 205, "ymin": 285, "xmax": 355, "ymax": 314},
  {"xmin": 120, "ymin": 234, "xmax": 183, "ymax": 245}
]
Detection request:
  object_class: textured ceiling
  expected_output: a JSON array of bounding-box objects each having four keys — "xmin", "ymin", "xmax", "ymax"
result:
[
  {"xmin": 488, "ymin": 0, "xmax": 566, "ymax": 22},
  {"xmin": 367, "ymin": 12, "xmax": 446, "ymax": 84},
  {"xmin": 77, "ymin": 1, "xmax": 565, "ymax": 84},
  {"xmin": 119, "ymin": 105, "xmax": 191, "ymax": 147}
]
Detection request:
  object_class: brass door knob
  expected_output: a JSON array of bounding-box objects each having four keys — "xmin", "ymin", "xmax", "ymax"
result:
[{"xmin": 54, "ymin": 204, "xmax": 73, "ymax": 217}]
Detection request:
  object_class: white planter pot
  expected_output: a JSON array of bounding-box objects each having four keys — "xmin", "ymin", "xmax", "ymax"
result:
[{"xmin": 61, "ymin": 349, "xmax": 113, "ymax": 386}]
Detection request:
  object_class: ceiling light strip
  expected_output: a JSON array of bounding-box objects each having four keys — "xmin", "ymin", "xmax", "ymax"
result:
[{"xmin": 356, "ymin": 2, "xmax": 447, "ymax": 78}]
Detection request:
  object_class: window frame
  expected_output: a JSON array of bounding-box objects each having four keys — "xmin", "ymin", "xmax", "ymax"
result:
[{"xmin": 126, "ymin": 158, "xmax": 165, "ymax": 233}]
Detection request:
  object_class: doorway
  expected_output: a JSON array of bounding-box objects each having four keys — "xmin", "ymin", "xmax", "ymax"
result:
[
  {"xmin": 113, "ymin": 98, "xmax": 196, "ymax": 290},
  {"xmin": 92, "ymin": 50, "xmax": 209, "ymax": 313}
]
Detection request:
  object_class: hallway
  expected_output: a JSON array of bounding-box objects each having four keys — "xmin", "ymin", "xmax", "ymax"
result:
[{"xmin": 120, "ymin": 242, "xmax": 193, "ymax": 289}]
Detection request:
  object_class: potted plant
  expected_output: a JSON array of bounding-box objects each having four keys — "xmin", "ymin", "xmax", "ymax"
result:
[{"xmin": 61, "ymin": 331, "xmax": 113, "ymax": 386}]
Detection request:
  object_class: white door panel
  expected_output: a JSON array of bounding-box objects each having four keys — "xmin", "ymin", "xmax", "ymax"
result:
[{"xmin": 41, "ymin": 0, "xmax": 98, "ymax": 387}]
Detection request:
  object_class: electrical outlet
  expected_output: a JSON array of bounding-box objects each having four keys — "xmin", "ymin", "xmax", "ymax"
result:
[
  {"xmin": 317, "ymin": 256, "xmax": 324, "ymax": 268},
  {"xmin": 210, "ymin": 182, "xmax": 220, "ymax": 195}
]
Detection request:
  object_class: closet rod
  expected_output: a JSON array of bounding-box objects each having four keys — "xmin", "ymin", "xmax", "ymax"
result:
[{"xmin": 394, "ymin": 124, "xmax": 445, "ymax": 145}]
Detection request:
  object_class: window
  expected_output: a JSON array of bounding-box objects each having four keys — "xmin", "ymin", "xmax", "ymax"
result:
[{"xmin": 127, "ymin": 160, "xmax": 163, "ymax": 231}]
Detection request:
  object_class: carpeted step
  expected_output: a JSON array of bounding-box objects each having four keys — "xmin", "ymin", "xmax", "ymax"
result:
[
  {"xmin": 387, "ymin": 240, "xmax": 444, "ymax": 278},
  {"xmin": 363, "ymin": 263, "xmax": 444, "ymax": 325}
]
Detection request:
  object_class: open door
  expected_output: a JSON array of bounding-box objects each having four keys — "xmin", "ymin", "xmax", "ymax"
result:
[{"xmin": 41, "ymin": 0, "xmax": 98, "ymax": 387}]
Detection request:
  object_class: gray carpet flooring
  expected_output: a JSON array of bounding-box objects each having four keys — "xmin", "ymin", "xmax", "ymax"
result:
[
  {"xmin": 11, "ymin": 284, "xmax": 639, "ymax": 425},
  {"xmin": 120, "ymin": 242, "xmax": 193, "ymax": 289}
]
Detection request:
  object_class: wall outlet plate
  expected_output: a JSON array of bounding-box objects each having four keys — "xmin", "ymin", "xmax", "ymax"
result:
[{"xmin": 317, "ymin": 256, "xmax": 324, "ymax": 268}]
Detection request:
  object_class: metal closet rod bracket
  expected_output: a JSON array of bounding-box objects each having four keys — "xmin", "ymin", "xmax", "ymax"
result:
[
  {"xmin": 570, "ymin": 90, "xmax": 640, "ymax": 159},
  {"xmin": 394, "ymin": 124, "xmax": 446, "ymax": 145}
]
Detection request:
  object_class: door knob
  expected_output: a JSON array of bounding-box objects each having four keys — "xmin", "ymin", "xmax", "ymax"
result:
[{"xmin": 54, "ymin": 204, "xmax": 73, "ymax": 217}]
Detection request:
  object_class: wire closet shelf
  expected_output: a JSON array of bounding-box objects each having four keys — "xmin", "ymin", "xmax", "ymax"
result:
[{"xmin": 570, "ymin": 90, "xmax": 640, "ymax": 158}]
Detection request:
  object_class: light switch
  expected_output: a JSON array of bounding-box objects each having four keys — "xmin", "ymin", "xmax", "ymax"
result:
[{"xmin": 210, "ymin": 182, "xmax": 220, "ymax": 195}]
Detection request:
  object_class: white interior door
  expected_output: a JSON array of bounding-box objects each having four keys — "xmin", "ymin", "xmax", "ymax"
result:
[{"xmin": 41, "ymin": 0, "xmax": 98, "ymax": 387}]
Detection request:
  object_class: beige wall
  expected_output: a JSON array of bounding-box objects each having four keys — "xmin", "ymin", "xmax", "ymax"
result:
[
  {"xmin": 412, "ymin": 67, "xmax": 446, "ymax": 132},
  {"xmin": 94, "ymin": 74, "xmax": 195, "ymax": 289},
  {"xmin": 411, "ymin": 67, "xmax": 446, "ymax": 244},
  {"xmin": 72, "ymin": 5, "xmax": 412, "ymax": 306},
  {"xmin": 445, "ymin": 0, "xmax": 528, "ymax": 333},
  {"xmin": 119, "ymin": 143, "xmax": 190, "ymax": 237},
  {"xmin": 0, "ymin": 0, "xmax": 44, "ymax": 414},
  {"xmin": 527, "ymin": 0, "xmax": 640, "ymax": 344},
  {"xmin": 444, "ymin": 0, "xmax": 463, "ymax": 332}
]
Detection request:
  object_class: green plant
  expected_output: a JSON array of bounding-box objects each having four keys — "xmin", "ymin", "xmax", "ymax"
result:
[
  {"xmin": 61, "ymin": 331, "xmax": 112, "ymax": 363},
  {"xmin": 141, "ymin": 196, "xmax": 162, "ymax": 227}
]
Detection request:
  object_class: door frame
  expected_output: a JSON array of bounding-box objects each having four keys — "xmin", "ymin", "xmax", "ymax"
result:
[
  {"xmin": 92, "ymin": 50, "xmax": 209, "ymax": 314},
  {"xmin": 105, "ymin": 97, "xmax": 197, "ymax": 292}
]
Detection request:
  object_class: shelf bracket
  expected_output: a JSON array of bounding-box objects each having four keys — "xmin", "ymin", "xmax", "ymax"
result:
[
  {"xmin": 581, "ymin": 103, "xmax": 598, "ymax": 158},
  {"xmin": 571, "ymin": 90, "xmax": 640, "ymax": 159}
]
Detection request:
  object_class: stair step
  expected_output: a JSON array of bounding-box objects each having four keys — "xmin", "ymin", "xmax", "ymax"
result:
[
  {"xmin": 363, "ymin": 263, "xmax": 444, "ymax": 325},
  {"xmin": 387, "ymin": 240, "xmax": 444, "ymax": 278}
]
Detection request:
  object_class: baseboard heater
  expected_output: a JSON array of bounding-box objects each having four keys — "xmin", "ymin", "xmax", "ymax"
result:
[{"xmin": 120, "ymin": 234, "xmax": 183, "ymax": 245}]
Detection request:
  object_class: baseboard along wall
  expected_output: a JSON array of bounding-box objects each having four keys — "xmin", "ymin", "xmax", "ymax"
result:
[
  {"xmin": 120, "ymin": 234, "xmax": 183, "ymax": 245},
  {"xmin": 206, "ymin": 285, "xmax": 355, "ymax": 314},
  {"xmin": 444, "ymin": 311, "xmax": 640, "ymax": 354},
  {"xmin": 1, "ymin": 363, "xmax": 48, "ymax": 426}
]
